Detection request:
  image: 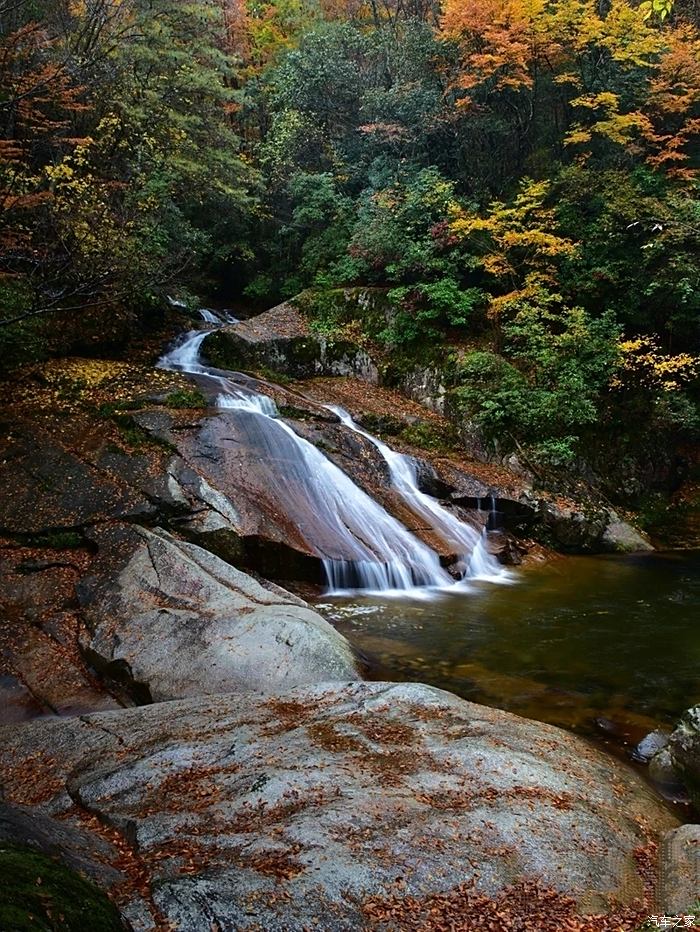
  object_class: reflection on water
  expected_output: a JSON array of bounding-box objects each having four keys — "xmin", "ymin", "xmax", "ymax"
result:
[{"xmin": 320, "ymin": 550, "xmax": 700, "ymax": 738}]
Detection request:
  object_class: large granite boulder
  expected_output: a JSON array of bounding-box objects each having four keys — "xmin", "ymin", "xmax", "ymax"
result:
[
  {"xmin": 0, "ymin": 682, "xmax": 678, "ymax": 931},
  {"xmin": 78, "ymin": 525, "xmax": 359, "ymax": 701}
]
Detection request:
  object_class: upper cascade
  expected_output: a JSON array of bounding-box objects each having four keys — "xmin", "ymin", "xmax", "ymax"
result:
[{"xmin": 158, "ymin": 322, "xmax": 512, "ymax": 597}]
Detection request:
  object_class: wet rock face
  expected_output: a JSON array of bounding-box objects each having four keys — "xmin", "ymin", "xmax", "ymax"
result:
[
  {"xmin": 78, "ymin": 525, "xmax": 359, "ymax": 702},
  {"xmin": 0, "ymin": 682, "xmax": 677, "ymax": 931},
  {"xmin": 204, "ymin": 302, "xmax": 379, "ymax": 382}
]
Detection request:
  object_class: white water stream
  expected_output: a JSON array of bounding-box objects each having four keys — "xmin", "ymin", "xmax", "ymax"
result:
[
  {"xmin": 326, "ymin": 406, "xmax": 509, "ymax": 582},
  {"xmin": 158, "ymin": 327, "xmax": 511, "ymax": 596}
]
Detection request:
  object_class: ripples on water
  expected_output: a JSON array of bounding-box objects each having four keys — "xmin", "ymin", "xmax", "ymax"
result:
[{"xmin": 320, "ymin": 550, "xmax": 700, "ymax": 737}]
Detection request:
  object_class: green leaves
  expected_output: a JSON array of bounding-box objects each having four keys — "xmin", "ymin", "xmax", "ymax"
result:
[
  {"xmin": 453, "ymin": 288, "xmax": 621, "ymax": 465},
  {"xmin": 639, "ymin": 0, "xmax": 674, "ymax": 21}
]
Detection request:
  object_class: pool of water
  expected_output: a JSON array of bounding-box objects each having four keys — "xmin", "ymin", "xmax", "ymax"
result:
[{"xmin": 319, "ymin": 550, "xmax": 700, "ymax": 740}]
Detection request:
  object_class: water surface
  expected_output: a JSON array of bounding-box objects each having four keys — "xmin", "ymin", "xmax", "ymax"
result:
[{"xmin": 320, "ymin": 550, "xmax": 700, "ymax": 738}]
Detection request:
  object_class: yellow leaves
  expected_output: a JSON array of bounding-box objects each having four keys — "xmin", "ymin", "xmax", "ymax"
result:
[
  {"xmin": 500, "ymin": 229, "xmax": 576, "ymax": 256},
  {"xmin": 45, "ymin": 163, "xmax": 75, "ymax": 182},
  {"xmin": 570, "ymin": 91, "xmax": 619, "ymax": 110},
  {"xmin": 448, "ymin": 179, "xmax": 577, "ymax": 294},
  {"xmin": 613, "ymin": 337, "xmax": 699, "ymax": 392},
  {"xmin": 41, "ymin": 358, "xmax": 132, "ymax": 388},
  {"xmin": 566, "ymin": 90, "xmax": 653, "ymax": 150},
  {"xmin": 564, "ymin": 128, "xmax": 592, "ymax": 146}
]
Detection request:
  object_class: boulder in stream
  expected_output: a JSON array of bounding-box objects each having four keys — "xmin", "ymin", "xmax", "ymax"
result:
[
  {"xmin": 668, "ymin": 703, "xmax": 700, "ymax": 810},
  {"xmin": 0, "ymin": 682, "xmax": 678, "ymax": 930},
  {"xmin": 204, "ymin": 301, "xmax": 378, "ymax": 381}
]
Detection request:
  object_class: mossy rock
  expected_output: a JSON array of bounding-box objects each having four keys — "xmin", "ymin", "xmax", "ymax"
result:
[{"xmin": 0, "ymin": 844, "xmax": 125, "ymax": 931}]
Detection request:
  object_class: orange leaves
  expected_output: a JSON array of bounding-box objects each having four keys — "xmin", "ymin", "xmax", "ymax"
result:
[
  {"xmin": 440, "ymin": 0, "xmax": 699, "ymax": 180},
  {"xmin": 641, "ymin": 28, "xmax": 700, "ymax": 177},
  {"xmin": 441, "ymin": 0, "xmax": 548, "ymax": 96}
]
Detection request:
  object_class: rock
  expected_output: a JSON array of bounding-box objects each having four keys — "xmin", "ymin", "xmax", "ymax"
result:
[
  {"xmin": 657, "ymin": 825, "xmax": 700, "ymax": 915},
  {"xmin": 397, "ymin": 365, "xmax": 447, "ymax": 414},
  {"xmin": 669, "ymin": 703, "xmax": 700, "ymax": 809},
  {"xmin": 133, "ymin": 407, "xmax": 334, "ymax": 578},
  {"xmin": 204, "ymin": 302, "xmax": 379, "ymax": 382},
  {"xmin": 632, "ymin": 729, "xmax": 670, "ymax": 763},
  {"xmin": 533, "ymin": 499, "xmax": 653, "ymax": 554},
  {"xmin": 485, "ymin": 529, "xmax": 523, "ymax": 565},
  {"xmin": 0, "ymin": 548, "xmax": 122, "ymax": 724},
  {"xmin": 78, "ymin": 525, "xmax": 359, "ymax": 701},
  {"xmin": 0, "ymin": 803, "xmax": 124, "ymax": 892},
  {"xmin": 0, "ymin": 682, "xmax": 678, "ymax": 930},
  {"xmin": 600, "ymin": 513, "xmax": 654, "ymax": 554},
  {"xmin": 0, "ymin": 425, "xmax": 147, "ymax": 535},
  {"xmin": 648, "ymin": 748, "xmax": 688, "ymax": 801}
]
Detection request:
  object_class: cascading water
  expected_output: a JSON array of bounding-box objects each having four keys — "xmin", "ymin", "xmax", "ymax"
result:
[
  {"xmin": 199, "ymin": 308, "xmax": 239, "ymax": 325},
  {"xmin": 157, "ymin": 328, "xmax": 457, "ymax": 596},
  {"xmin": 327, "ymin": 406, "xmax": 509, "ymax": 583}
]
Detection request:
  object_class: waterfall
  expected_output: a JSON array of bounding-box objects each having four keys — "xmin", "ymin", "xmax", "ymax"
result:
[
  {"xmin": 326, "ymin": 406, "xmax": 510, "ymax": 583},
  {"xmin": 199, "ymin": 308, "xmax": 240, "ymax": 325},
  {"xmin": 158, "ymin": 330, "xmax": 210, "ymax": 373},
  {"xmin": 157, "ymin": 329, "xmax": 457, "ymax": 596}
]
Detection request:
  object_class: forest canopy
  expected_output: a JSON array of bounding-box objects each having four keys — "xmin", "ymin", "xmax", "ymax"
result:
[{"xmin": 1, "ymin": 0, "xmax": 698, "ymax": 468}]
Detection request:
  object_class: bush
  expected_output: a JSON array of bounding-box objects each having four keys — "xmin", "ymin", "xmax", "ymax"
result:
[{"xmin": 453, "ymin": 287, "xmax": 620, "ymax": 465}]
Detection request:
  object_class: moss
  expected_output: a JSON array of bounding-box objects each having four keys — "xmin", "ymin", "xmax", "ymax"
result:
[
  {"xmin": 163, "ymin": 388, "xmax": 206, "ymax": 409},
  {"xmin": 97, "ymin": 400, "xmax": 146, "ymax": 417},
  {"xmin": 23, "ymin": 530, "xmax": 84, "ymax": 549},
  {"xmin": 254, "ymin": 366, "xmax": 292, "ymax": 385},
  {"xmin": 0, "ymin": 844, "xmax": 124, "ymax": 931},
  {"xmin": 201, "ymin": 331, "xmax": 243, "ymax": 371},
  {"xmin": 108, "ymin": 413, "xmax": 175, "ymax": 453},
  {"xmin": 278, "ymin": 404, "xmax": 315, "ymax": 420},
  {"xmin": 357, "ymin": 413, "xmax": 404, "ymax": 436},
  {"xmin": 294, "ymin": 287, "xmax": 392, "ymax": 345},
  {"xmin": 398, "ymin": 421, "xmax": 459, "ymax": 454}
]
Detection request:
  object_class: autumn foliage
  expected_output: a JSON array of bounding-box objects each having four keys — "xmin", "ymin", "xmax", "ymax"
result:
[{"xmin": 0, "ymin": 0, "xmax": 698, "ymax": 476}]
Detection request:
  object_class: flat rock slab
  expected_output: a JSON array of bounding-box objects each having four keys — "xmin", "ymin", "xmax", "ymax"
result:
[
  {"xmin": 0, "ymin": 682, "xmax": 678, "ymax": 931},
  {"xmin": 79, "ymin": 525, "xmax": 359, "ymax": 701}
]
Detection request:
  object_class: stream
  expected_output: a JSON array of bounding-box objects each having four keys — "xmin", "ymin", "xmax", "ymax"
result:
[
  {"xmin": 321, "ymin": 550, "xmax": 700, "ymax": 741},
  {"xmin": 162, "ymin": 315, "xmax": 699, "ymax": 751}
]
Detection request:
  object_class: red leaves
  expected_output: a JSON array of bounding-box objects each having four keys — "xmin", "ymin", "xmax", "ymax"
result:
[{"xmin": 362, "ymin": 877, "xmax": 653, "ymax": 931}]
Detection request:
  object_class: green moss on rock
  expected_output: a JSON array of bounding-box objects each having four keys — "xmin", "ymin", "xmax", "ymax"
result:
[{"xmin": 0, "ymin": 844, "xmax": 124, "ymax": 931}]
